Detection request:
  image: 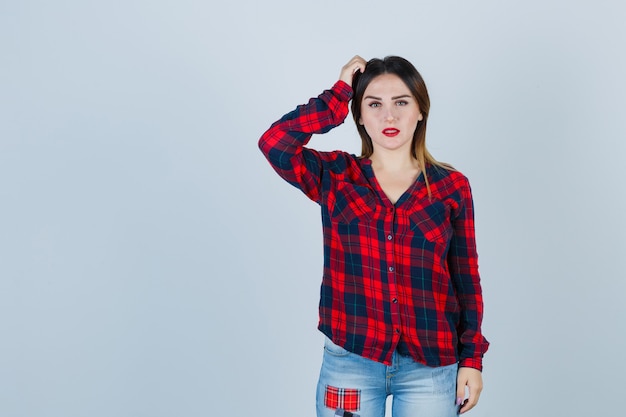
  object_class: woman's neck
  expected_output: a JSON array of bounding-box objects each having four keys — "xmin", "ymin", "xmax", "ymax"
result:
[{"xmin": 369, "ymin": 150, "xmax": 420, "ymax": 173}]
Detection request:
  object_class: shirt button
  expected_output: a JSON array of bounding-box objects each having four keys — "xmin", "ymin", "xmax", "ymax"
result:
[
  {"xmin": 389, "ymin": 266, "xmax": 394, "ymax": 272},
  {"xmin": 395, "ymin": 328, "xmax": 400, "ymax": 334},
  {"xmin": 387, "ymin": 234, "xmax": 393, "ymax": 240},
  {"xmin": 392, "ymin": 298, "xmax": 398, "ymax": 303}
]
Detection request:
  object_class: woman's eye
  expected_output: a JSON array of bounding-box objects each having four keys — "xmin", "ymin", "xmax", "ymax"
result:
[
  {"xmin": 369, "ymin": 102, "xmax": 381, "ymax": 108},
  {"xmin": 396, "ymin": 100, "xmax": 408, "ymax": 106}
]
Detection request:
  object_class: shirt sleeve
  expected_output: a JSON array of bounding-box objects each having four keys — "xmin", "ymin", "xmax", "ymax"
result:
[
  {"xmin": 258, "ymin": 81, "xmax": 353, "ymax": 203},
  {"xmin": 448, "ymin": 177, "xmax": 490, "ymax": 371}
]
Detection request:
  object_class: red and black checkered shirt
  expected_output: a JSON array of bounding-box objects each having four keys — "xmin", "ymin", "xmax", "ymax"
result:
[{"xmin": 259, "ymin": 81, "xmax": 489, "ymax": 370}]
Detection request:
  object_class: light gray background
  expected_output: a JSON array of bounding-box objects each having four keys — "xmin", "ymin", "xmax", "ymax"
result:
[{"xmin": 1, "ymin": 1, "xmax": 625, "ymax": 416}]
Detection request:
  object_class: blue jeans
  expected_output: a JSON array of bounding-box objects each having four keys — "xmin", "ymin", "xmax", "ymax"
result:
[{"xmin": 316, "ymin": 337, "xmax": 459, "ymax": 417}]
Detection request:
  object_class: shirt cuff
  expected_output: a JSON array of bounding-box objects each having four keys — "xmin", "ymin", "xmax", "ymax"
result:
[
  {"xmin": 332, "ymin": 80, "xmax": 353, "ymax": 101},
  {"xmin": 459, "ymin": 357, "xmax": 483, "ymax": 372}
]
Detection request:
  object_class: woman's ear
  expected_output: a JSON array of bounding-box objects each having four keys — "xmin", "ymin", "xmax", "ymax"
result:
[
  {"xmin": 358, "ymin": 118, "xmax": 363, "ymax": 125},
  {"xmin": 418, "ymin": 113, "xmax": 423, "ymax": 122}
]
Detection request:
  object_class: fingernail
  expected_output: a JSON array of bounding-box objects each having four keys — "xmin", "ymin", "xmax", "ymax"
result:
[{"xmin": 456, "ymin": 397, "xmax": 463, "ymax": 406}]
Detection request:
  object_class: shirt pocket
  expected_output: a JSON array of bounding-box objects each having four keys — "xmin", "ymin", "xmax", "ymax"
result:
[
  {"xmin": 409, "ymin": 200, "xmax": 452, "ymax": 244},
  {"xmin": 331, "ymin": 182, "xmax": 377, "ymax": 224}
]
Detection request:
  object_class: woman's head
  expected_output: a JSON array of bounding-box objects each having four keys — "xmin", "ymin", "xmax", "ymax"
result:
[{"xmin": 351, "ymin": 56, "xmax": 432, "ymax": 163}]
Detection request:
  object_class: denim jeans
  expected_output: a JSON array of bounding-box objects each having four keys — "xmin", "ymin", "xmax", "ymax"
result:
[{"xmin": 316, "ymin": 337, "xmax": 459, "ymax": 417}]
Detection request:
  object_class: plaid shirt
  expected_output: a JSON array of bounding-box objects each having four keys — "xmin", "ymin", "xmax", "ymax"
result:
[{"xmin": 259, "ymin": 81, "xmax": 488, "ymax": 370}]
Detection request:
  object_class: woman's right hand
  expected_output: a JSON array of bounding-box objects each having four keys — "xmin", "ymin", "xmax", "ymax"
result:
[{"xmin": 339, "ymin": 55, "xmax": 367, "ymax": 88}]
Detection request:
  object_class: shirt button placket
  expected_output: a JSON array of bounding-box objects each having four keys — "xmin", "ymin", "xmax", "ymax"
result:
[{"xmin": 387, "ymin": 207, "xmax": 401, "ymax": 343}]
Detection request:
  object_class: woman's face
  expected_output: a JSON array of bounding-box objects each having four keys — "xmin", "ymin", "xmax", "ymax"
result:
[{"xmin": 359, "ymin": 73, "xmax": 423, "ymax": 155}]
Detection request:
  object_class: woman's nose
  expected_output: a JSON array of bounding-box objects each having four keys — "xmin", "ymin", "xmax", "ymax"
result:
[{"xmin": 384, "ymin": 110, "xmax": 396, "ymax": 121}]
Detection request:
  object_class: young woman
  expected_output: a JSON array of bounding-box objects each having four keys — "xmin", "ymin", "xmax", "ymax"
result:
[{"xmin": 259, "ymin": 55, "xmax": 489, "ymax": 417}]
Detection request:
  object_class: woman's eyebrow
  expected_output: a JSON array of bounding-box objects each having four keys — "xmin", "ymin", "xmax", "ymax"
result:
[{"xmin": 364, "ymin": 94, "xmax": 412, "ymax": 100}]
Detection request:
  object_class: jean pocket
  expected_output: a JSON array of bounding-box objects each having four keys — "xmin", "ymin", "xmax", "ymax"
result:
[
  {"xmin": 431, "ymin": 363, "xmax": 458, "ymax": 395},
  {"xmin": 324, "ymin": 337, "xmax": 351, "ymax": 357}
]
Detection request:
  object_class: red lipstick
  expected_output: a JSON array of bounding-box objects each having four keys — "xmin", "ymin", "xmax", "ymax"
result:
[{"xmin": 382, "ymin": 128, "xmax": 400, "ymax": 137}]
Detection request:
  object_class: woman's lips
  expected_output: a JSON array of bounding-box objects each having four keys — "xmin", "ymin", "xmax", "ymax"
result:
[{"xmin": 382, "ymin": 128, "xmax": 400, "ymax": 137}]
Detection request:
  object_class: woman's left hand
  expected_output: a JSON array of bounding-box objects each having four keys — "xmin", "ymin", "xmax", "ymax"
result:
[{"xmin": 456, "ymin": 367, "xmax": 483, "ymax": 413}]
